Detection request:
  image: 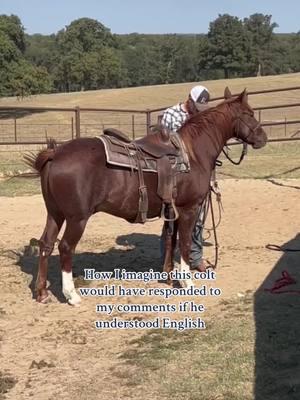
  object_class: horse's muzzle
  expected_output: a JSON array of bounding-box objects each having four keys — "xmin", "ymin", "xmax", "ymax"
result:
[{"xmin": 252, "ymin": 130, "xmax": 268, "ymax": 149}]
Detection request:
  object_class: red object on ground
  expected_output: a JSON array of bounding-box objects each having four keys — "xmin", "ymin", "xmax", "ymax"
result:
[{"xmin": 264, "ymin": 270, "xmax": 300, "ymax": 295}]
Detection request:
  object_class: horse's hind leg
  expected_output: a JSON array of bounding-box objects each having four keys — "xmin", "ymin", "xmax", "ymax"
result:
[
  {"xmin": 58, "ymin": 217, "xmax": 88, "ymax": 305},
  {"xmin": 36, "ymin": 213, "xmax": 64, "ymax": 303}
]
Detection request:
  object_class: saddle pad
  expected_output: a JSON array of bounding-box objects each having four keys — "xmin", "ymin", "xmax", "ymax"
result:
[{"xmin": 97, "ymin": 135, "xmax": 158, "ymax": 173}]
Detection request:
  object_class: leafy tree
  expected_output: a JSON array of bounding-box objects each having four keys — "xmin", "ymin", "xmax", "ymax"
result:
[
  {"xmin": 1, "ymin": 13, "xmax": 300, "ymax": 95},
  {"xmin": 121, "ymin": 43, "xmax": 162, "ymax": 86},
  {"xmin": 57, "ymin": 17, "xmax": 115, "ymax": 53},
  {"xmin": 244, "ymin": 14, "xmax": 278, "ymax": 75},
  {"xmin": 290, "ymin": 32, "xmax": 300, "ymax": 72},
  {"xmin": 0, "ymin": 14, "xmax": 25, "ymax": 52},
  {"xmin": 25, "ymin": 34, "xmax": 58, "ymax": 70},
  {"xmin": 197, "ymin": 35, "xmax": 223, "ymax": 80},
  {"xmin": 158, "ymin": 35, "xmax": 200, "ymax": 83},
  {"xmin": 54, "ymin": 18, "xmax": 123, "ymax": 91},
  {"xmin": 0, "ymin": 30, "xmax": 20, "ymax": 64},
  {"xmin": 0, "ymin": 15, "xmax": 52, "ymax": 96},
  {"xmin": 206, "ymin": 14, "xmax": 251, "ymax": 78},
  {"xmin": 5, "ymin": 60, "xmax": 52, "ymax": 97}
]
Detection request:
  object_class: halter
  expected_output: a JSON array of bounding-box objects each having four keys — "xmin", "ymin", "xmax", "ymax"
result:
[
  {"xmin": 235, "ymin": 111, "xmax": 262, "ymax": 141},
  {"xmin": 222, "ymin": 111, "xmax": 262, "ymax": 165}
]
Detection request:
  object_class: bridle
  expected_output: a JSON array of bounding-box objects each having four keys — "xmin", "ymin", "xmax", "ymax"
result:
[
  {"xmin": 222, "ymin": 111, "xmax": 262, "ymax": 165},
  {"xmin": 235, "ymin": 111, "xmax": 261, "ymax": 140}
]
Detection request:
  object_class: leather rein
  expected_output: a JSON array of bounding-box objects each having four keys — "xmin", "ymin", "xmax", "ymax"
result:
[
  {"xmin": 204, "ymin": 112, "xmax": 262, "ymax": 268},
  {"xmin": 222, "ymin": 111, "xmax": 261, "ymax": 165}
]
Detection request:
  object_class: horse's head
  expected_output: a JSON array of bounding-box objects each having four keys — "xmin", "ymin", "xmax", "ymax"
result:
[{"xmin": 225, "ymin": 87, "xmax": 267, "ymax": 149}]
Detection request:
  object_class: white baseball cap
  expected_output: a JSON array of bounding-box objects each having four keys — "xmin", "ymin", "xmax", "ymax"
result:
[{"xmin": 190, "ymin": 85, "xmax": 210, "ymax": 103}]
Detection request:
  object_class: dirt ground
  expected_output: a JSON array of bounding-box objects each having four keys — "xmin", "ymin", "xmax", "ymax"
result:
[{"xmin": 1, "ymin": 178, "xmax": 300, "ymax": 400}]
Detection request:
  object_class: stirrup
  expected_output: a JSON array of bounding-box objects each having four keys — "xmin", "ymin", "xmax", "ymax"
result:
[{"xmin": 161, "ymin": 200, "xmax": 179, "ymax": 222}]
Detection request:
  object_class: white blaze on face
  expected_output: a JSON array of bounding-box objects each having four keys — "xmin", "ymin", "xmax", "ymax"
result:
[
  {"xmin": 62, "ymin": 271, "xmax": 81, "ymax": 305},
  {"xmin": 179, "ymin": 257, "xmax": 194, "ymax": 288}
]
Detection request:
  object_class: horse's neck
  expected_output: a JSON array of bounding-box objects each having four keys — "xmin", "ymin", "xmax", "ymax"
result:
[{"xmin": 192, "ymin": 106, "xmax": 233, "ymax": 166}]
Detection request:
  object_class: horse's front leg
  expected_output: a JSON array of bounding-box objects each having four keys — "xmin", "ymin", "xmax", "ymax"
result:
[
  {"xmin": 162, "ymin": 220, "xmax": 178, "ymax": 284},
  {"xmin": 177, "ymin": 206, "xmax": 199, "ymax": 288}
]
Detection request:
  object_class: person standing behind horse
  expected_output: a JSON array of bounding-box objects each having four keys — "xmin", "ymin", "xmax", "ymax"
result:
[{"xmin": 161, "ymin": 84, "xmax": 210, "ymax": 272}]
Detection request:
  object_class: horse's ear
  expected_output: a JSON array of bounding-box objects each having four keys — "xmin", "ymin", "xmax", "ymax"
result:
[
  {"xmin": 224, "ymin": 87, "xmax": 232, "ymax": 99},
  {"xmin": 239, "ymin": 88, "xmax": 248, "ymax": 104}
]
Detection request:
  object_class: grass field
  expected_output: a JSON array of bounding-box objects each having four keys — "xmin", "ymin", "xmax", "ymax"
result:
[
  {"xmin": 111, "ymin": 289, "xmax": 300, "ymax": 400},
  {"xmin": 0, "ymin": 72, "xmax": 299, "ymax": 140},
  {"xmin": 0, "ymin": 140, "xmax": 299, "ymax": 197},
  {"xmin": 1, "ymin": 72, "xmax": 299, "ymax": 111},
  {"xmin": 0, "ymin": 72, "xmax": 299, "ymax": 195},
  {"xmin": 113, "ymin": 295, "xmax": 256, "ymax": 400}
]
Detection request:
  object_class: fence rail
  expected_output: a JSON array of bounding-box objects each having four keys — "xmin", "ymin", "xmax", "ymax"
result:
[{"xmin": 0, "ymin": 85, "xmax": 299, "ymax": 144}]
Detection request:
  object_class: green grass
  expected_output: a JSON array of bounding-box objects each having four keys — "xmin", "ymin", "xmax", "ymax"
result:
[
  {"xmin": 0, "ymin": 151, "xmax": 30, "ymax": 175},
  {"xmin": 219, "ymin": 142, "xmax": 300, "ymax": 179},
  {"xmin": 113, "ymin": 295, "xmax": 254, "ymax": 400},
  {"xmin": 0, "ymin": 140, "xmax": 299, "ymax": 197},
  {"xmin": 112, "ymin": 291, "xmax": 300, "ymax": 400},
  {"xmin": 0, "ymin": 372, "xmax": 17, "ymax": 400},
  {"xmin": 0, "ymin": 177, "xmax": 40, "ymax": 196}
]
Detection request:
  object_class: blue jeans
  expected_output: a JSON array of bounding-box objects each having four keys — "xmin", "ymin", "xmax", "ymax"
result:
[{"xmin": 160, "ymin": 205, "xmax": 204, "ymax": 268}]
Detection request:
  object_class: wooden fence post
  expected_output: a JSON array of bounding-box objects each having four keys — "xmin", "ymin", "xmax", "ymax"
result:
[
  {"xmin": 132, "ymin": 114, "xmax": 135, "ymax": 140},
  {"xmin": 14, "ymin": 116, "xmax": 17, "ymax": 142},
  {"xmin": 75, "ymin": 107, "xmax": 81, "ymax": 138},
  {"xmin": 146, "ymin": 110, "xmax": 151, "ymax": 135},
  {"xmin": 71, "ymin": 117, "xmax": 74, "ymax": 139}
]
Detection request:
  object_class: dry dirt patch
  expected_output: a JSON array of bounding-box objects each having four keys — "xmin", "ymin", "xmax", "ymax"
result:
[{"xmin": 0, "ymin": 179, "xmax": 300, "ymax": 399}]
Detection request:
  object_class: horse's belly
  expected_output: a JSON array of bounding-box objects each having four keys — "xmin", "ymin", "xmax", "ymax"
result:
[{"xmin": 95, "ymin": 170, "xmax": 161, "ymax": 222}]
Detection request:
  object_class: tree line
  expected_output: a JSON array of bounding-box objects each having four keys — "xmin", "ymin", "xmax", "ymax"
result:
[{"xmin": 0, "ymin": 13, "xmax": 299, "ymax": 97}]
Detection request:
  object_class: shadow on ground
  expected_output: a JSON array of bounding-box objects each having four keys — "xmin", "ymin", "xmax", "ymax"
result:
[
  {"xmin": 255, "ymin": 233, "xmax": 300, "ymax": 400},
  {"xmin": 16, "ymin": 233, "xmax": 161, "ymax": 303},
  {"xmin": 0, "ymin": 109, "xmax": 47, "ymax": 120}
]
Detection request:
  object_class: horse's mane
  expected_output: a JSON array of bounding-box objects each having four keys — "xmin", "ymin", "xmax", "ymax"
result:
[{"xmin": 179, "ymin": 100, "xmax": 234, "ymax": 160}]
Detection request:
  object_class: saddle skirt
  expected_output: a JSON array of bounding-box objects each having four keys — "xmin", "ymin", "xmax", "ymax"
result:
[
  {"xmin": 97, "ymin": 130, "xmax": 190, "ymax": 223},
  {"xmin": 97, "ymin": 131, "xmax": 190, "ymax": 174}
]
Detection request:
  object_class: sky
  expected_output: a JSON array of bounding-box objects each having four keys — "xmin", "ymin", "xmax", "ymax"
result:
[{"xmin": 1, "ymin": 0, "xmax": 299, "ymax": 35}]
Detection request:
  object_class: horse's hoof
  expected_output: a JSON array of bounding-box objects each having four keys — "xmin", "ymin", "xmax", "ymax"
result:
[
  {"xmin": 67, "ymin": 293, "xmax": 81, "ymax": 306},
  {"xmin": 37, "ymin": 290, "xmax": 51, "ymax": 304}
]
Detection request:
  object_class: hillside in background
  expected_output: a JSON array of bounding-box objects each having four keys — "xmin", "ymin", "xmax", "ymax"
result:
[
  {"xmin": 0, "ymin": 72, "xmax": 299, "ymax": 180},
  {"xmin": 0, "ymin": 71, "xmax": 299, "ymax": 110},
  {"xmin": 0, "ymin": 72, "xmax": 299, "ymax": 142}
]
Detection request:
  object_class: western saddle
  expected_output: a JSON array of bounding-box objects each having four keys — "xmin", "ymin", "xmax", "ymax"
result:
[{"xmin": 97, "ymin": 127, "xmax": 190, "ymax": 223}]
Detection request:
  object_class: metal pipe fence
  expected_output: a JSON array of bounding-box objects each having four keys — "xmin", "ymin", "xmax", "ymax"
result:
[{"xmin": 0, "ymin": 85, "xmax": 299, "ymax": 144}]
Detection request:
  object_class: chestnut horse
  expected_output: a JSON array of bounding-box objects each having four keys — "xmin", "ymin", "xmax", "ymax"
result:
[{"xmin": 27, "ymin": 87, "xmax": 267, "ymax": 304}]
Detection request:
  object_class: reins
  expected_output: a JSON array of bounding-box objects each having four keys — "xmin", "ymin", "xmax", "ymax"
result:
[
  {"xmin": 222, "ymin": 142, "xmax": 248, "ymax": 165},
  {"xmin": 221, "ymin": 111, "xmax": 261, "ymax": 166},
  {"xmin": 199, "ymin": 179, "xmax": 223, "ymax": 270},
  {"xmin": 207, "ymin": 188, "xmax": 220, "ymax": 269},
  {"xmin": 266, "ymin": 244, "xmax": 300, "ymax": 252}
]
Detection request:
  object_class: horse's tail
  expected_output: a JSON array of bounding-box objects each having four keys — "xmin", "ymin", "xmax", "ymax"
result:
[{"xmin": 23, "ymin": 139, "xmax": 57, "ymax": 175}]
